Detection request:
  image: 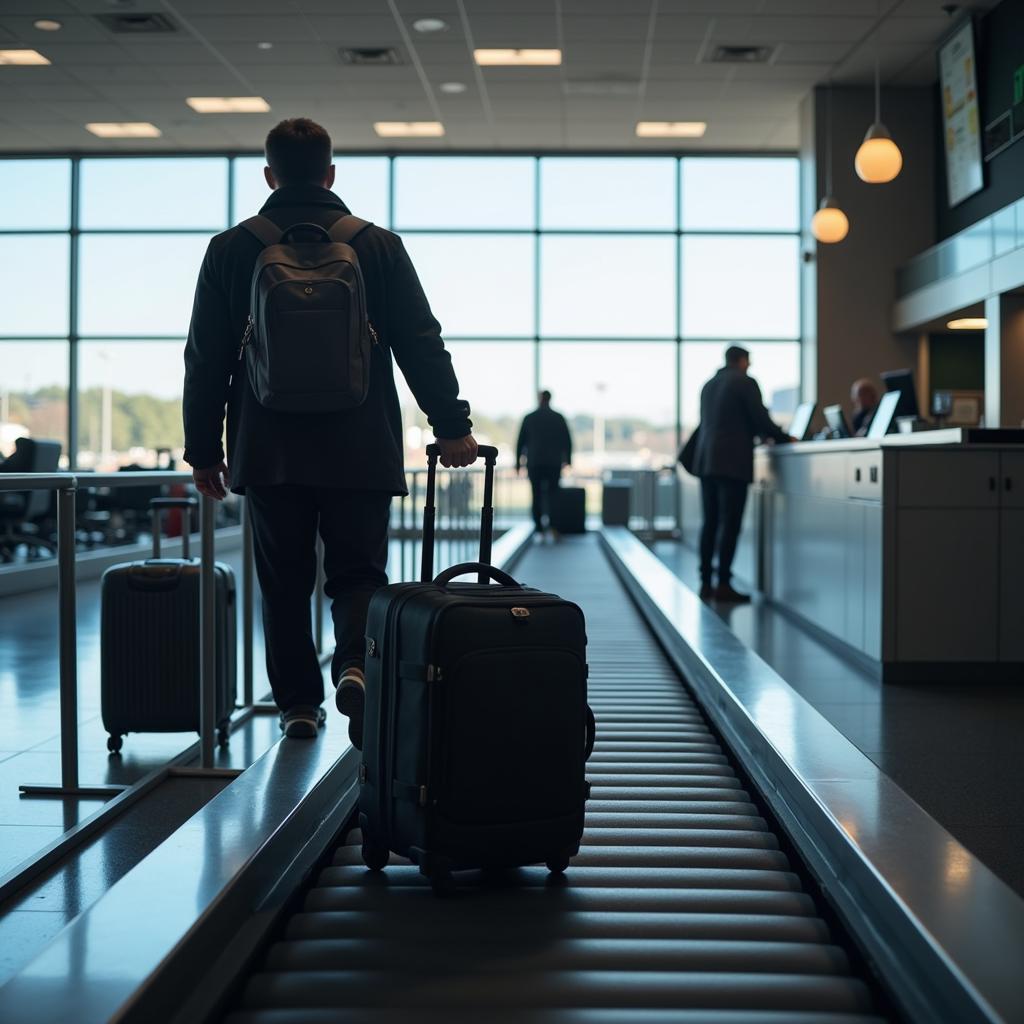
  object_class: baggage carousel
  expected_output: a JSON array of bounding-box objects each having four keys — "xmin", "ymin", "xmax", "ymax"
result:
[{"xmin": 223, "ymin": 541, "xmax": 885, "ymax": 1023}]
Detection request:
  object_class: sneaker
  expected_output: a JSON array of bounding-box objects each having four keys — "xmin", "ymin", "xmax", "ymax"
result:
[
  {"xmin": 335, "ymin": 666, "xmax": 366, "ymax": 751},
  {"xmin": 713, "ymin": 583, "xmax": 752, "ymax": 604},
  {"xmin": 279, "ymin": 705, "xmax": 327, "ymax": 739}
]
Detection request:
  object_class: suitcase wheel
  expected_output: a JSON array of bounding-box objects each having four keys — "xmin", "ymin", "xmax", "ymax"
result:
[
  {"xmin": 361, "ymin": 841, "xmax": 390, "ymax": 872},
  {"xmin": 217, "ymin": 723, "xmax": 230, "ymax": 748},
  {"xmin": 419, "ymin": 855, "xmax": 455, "ymax": 897},
  {"xmin": 107, "ymin": 734, "xmax": 123, "ymax": 755},
  {"xmin": 546, "ymin": 852, "xmax": 571, "ymax": 875}
]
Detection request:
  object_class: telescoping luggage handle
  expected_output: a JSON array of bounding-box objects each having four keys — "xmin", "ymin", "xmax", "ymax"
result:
[
  {"xmin": 149, "ymin": 496, "xmax": 198, "ymax": 560},
  {"xmin": 422, "ymin": 443, "xmax": 499, "ymax": 584}
]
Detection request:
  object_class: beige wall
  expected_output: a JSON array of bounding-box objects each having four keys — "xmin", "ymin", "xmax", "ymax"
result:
[{"xmin": 801, "ymin": 86, "xmax": 936, "ymax": 422}]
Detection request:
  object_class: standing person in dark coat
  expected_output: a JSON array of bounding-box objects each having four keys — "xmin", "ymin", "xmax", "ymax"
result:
[
  {"xmin": 693, "ymin": 346, "xmax": 792, "ymax": 603},
  {"xmin": 516, "ymin": 390, "xmax": 573, "ymax": 534},
  {"xmin": 183, "ymin": 118, "xmax": 478, "ymax": 743}
]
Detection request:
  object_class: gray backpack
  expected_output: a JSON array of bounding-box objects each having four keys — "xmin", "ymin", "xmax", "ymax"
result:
[{"xmin": 239, "ymin": 214, "xmax": 375, "ymax": 413}]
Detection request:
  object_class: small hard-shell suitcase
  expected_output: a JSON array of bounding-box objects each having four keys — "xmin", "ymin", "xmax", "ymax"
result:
[
  {"xmin": 552, "ymin": 485, "xmax": 587, "ymax": 534},
  {"xmin": 359, "ymin": 445, "xmax": 595, "ymax": 892},
  {"xmin": 100, "ymin": 497, "xmax": 236, "ymax": 754}
]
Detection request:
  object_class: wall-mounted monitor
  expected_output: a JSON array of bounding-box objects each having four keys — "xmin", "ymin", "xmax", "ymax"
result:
[{"xmin": 938, "ymin": 18, "xmax": 984, "ymax": 207}]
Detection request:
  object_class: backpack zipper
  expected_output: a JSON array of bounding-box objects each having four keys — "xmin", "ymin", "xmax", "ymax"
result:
[{"xmin": 238, "ymin": 315, "xmax": 254, "ymax": 360}]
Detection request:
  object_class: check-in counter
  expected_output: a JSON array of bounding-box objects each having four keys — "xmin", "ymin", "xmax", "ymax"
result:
[{"xmin": 683, "ymin": 429, "xmax": 1024, "ymax": 681}]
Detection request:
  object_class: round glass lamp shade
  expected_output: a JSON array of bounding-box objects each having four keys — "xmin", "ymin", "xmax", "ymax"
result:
[
  {"xmin": 811, "ymin": 198, "xmax": 849, "ymax": 243},
  {"xmin": 855, "ymin": 122, "xmax": 902, "ymax": 183}
]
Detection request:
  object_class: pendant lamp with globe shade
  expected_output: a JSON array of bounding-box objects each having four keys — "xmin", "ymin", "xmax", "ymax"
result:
[
  {"xmin": 855, "ymin": 2, "xmax": 903, "ymax": 183},
  {"xmin": 811, "ymin": 83, "xmax": 849, "ymax": 244}
]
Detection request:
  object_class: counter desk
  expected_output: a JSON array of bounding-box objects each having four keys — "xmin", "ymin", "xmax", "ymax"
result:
[{"xmin": 680, "ymin": 429, "xmax": 1024, "ymax": 682}]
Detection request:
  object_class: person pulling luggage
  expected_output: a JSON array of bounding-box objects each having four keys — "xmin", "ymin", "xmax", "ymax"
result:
[{"xmin": 183, "ymin": 117, "xmax": 478, "ymax": 741}]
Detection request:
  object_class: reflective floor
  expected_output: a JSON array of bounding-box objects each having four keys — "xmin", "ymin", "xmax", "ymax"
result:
[{"xmin": 653, "ymin": 540, "xmax": 1024, "ymax": 898}]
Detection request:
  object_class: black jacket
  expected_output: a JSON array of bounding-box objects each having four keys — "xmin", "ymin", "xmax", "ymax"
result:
[
  {"xmin": 183, "ymin": 185, "xmax": 471, "ymax": 495},
  {"xmin": 516, "ymin": 407, "xmax": 572, "ymax": 469},
  {"xmin": 694, "ymin": 367, "xmax": 788, "ymax": 483}
]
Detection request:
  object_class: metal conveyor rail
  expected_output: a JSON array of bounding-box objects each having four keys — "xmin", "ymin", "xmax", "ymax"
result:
[{"xmin": 224, "ymin": 537, "xmax": 886, "ymax": 1023}]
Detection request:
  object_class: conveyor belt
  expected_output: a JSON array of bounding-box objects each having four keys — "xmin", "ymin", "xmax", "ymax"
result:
[{"xmin": 225, "ymin": 536, "xmax": 887, "ymax": 1023}]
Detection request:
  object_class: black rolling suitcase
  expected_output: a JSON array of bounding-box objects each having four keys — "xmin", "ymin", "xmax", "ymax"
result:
[
  {"xmin": 358, "ymin": 444, "xmax": 595, "ymax": 891},
  {"xmin": 552, "ymin": 485, "xmax": 587, "ymax": 534},
  {"xmin": 100, "ymin": 497, "xmax": 236, "ymax": 753}
]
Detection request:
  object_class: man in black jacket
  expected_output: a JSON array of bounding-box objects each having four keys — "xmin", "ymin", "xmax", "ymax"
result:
[
  {"xmin": 183, "ymin": 118, "xmax": 477, "ymax": 741},
  {"xmin": 516, "ymin": 391, "xmax": 573, "ymax": 533},
  {"xmin": 693, "ymin": 346, "xmax": 791, "ymax": 603}
]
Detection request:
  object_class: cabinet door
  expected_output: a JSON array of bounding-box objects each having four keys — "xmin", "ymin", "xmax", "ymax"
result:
[
  {"xmin": 1001, "ymin": 452, "xmax": 1024, "ymax": 509},
  {"xmin": 895, "ymin": 509, "xmax": 999, "ymax": 662},
  {"xmin": 863, "ymin": 506, "xmax": 883, "ymax": 660},
  {"xmin": 1000, "ymin": 509, "xmax": 1024, "ymax": 661},
  {"xmin": 896, "ymin": 451, "xmax": 1000, "ymax": 508}
]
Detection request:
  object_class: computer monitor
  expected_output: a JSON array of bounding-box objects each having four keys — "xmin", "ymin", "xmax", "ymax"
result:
[
  {"xmin": 823, "ymin": 404, "xmax": 851, "ymax": 438},
  {"xmin": 880, "ymin": 369, "xmax": 920, "ymax": 420},
  {"xmin": 867, "ymin": 390, "xmax": 902, "ymax": 438},
  {"xmin": 789, "ymin": 401, "xmax": 816, "ymax": 441}
]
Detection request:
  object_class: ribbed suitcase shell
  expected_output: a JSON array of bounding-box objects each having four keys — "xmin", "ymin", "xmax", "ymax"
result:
[{"xmin": 100, "ymin": 559, "xmax": 236, "ymax": 738}]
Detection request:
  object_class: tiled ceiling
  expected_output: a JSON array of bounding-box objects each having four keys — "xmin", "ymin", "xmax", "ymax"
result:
[{"xmin": 0, "ymin": 0, "xmax": 994, "ymax": 152}]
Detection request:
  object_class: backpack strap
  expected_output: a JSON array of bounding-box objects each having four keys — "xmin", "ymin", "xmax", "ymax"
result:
[
  {"xmin": 328, "ymin": 214, "xmax": 372, "ymax": 244},
  {"xmin": 239, "ymin": 215, "xmax": 284, "ymax": 248}
]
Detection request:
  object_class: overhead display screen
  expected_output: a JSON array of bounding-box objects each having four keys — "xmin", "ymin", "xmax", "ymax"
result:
[{"xmin": 939, "ymin": 19, "xmax": 984, "ymax": 207}]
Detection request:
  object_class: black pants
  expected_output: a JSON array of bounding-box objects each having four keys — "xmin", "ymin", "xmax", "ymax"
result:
[
  {"xmin": 246, "ymin": 486, "xmax": 391, "ymax": 712},
  {"xmin": 528, "ymin": 465, "xmax": 561, "ymax": 530},
  {"xmin": 699, "ymin": 476, "xmax": 748, "ymax": 586}
]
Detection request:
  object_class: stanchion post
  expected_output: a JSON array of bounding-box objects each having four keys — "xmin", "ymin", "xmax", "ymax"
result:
[
  {"xmin": 199, "ymin": 494, "xmax": 216, "ymax": 769},
  {"xmin": 57, "ymin": 484, "xmax": 79, "ymax": 791},
  {"xmin": 314, "ymin": 534, "xmax": 325, "ymax": 654},
  {"xmin": 242, "ymin": 497, "xmax": 254, "ymax": 707}
]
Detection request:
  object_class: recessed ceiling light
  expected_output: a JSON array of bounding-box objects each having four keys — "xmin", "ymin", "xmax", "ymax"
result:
[
  {"xmin": 257, "ymin": 41, "xmax": 273, "ymax": 51},
  {"xmin": 474, "ymin": 48, "xmax": 561, "ymax": 66},
  {"xmin": 86, "ymin": 122, "xmax": 162, "ymax": 138},
  {"xmin": 439, "ymin": 81, "xmax": 467, "ymax": 94},
  {"xmin": 636, "ymin": 121, "xmax": 707, "ymax": 138},
  {"xmin": 374, "ymin": 121, "xmax": 445, "ymax": 138},
  {"xmin": 413, "ymin": 18, "xmax": 448, "ymax": 33},
  {"xmin": 34, "ymin": 19, "xmax": 63, "ymax": 32},
  {"xmin": 0, "ymin": 49, "xmax": 51, "ymax": 65},
  {"xmin": 186, "ymin": 96, "xmax": 270, "ymax": 113},
  {"xmin": 946, "ymin": 317, "xmax": 988, "ymax": 330}
]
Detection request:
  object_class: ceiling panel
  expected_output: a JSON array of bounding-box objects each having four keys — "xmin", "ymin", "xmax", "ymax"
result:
[{"xmin": 0, "ymin": 0, "xmax": 995, "ymax": 152}]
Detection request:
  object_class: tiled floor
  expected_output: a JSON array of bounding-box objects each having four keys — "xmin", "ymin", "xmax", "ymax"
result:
[{"xmin": 653, "ymin": 539, "xmax": 1024, "ymax": 899}]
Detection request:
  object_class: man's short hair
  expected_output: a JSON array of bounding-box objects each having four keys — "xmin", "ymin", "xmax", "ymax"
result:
[
  {"xmin": 540, "ymin": 390, "xmax": 552, "ymax": 402},
  {"xmin": 724, "ymin": 345, "xmax": 750, "ymax": 366},
  {"xmin": 265, "ymin": 118, "xmax": 332, "ymax": 186}
]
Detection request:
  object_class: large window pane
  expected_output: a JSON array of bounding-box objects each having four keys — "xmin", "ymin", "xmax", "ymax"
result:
[
  {"xmin": 80, "ymin": 158, "xmax": 228, "ymax": 230},
  {"xmin": 681, "ymin": 157, "xmax": 799, "ymax": 231},
  {"xmin": 0, "ymin": 341, "xmax": 69, "ymax": 460},
  {"xmin": 541, "ymin": 236, "xmax": 675, "ymax": 337},
  {"xmin": 539, "ymin": 342, "xmax": 677, "ymax": 470},
  {"xmin": 0, "ymin": 236, "xmax": 69, "ymax": 336},
  {"xmin": 78, "ymin": 341, "xmax": 185, "ymax": 470},
  {"xmin": 0, "ymin": 160, "xmax": 70, "ymax": 229},
  {"xmin": 231, "ymin": 156, "xmax": 391, "ymax": 226},
  {"xmin": 681, "ymin": 341, "xmax": 800, "ymax": 432},
  {"xmin": 541, "ymin": 158, "xmax": 676, "ymax": 229},
  {"xmin": 394, "ymin": 157, "xmax": 534, "ymax": 229},
  {"xmin": 681, "ymin": 236, "xmax": 799, "ymax": 339},
  {"xmin": 78, "ymin": 235, "xmax": 212, "ymax": 336},
  {"xmin": 394, "ymin": 340, "xmax": 535, "ymax": 464},
  {"xmin": 402, "ymin": 234, "xmax": 534, "ymax": 337}
]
